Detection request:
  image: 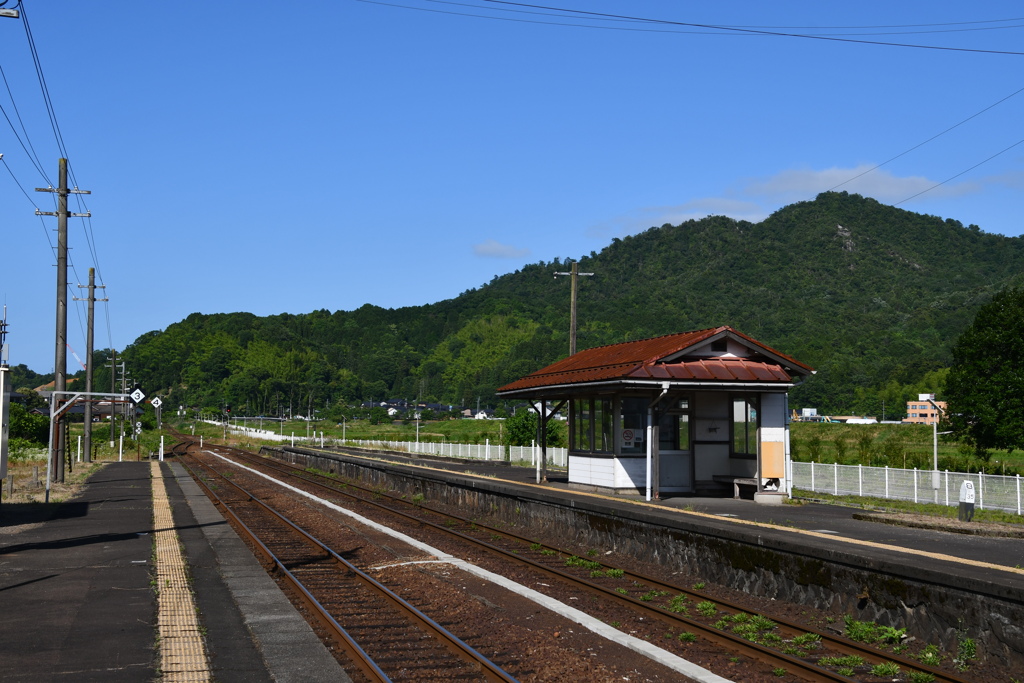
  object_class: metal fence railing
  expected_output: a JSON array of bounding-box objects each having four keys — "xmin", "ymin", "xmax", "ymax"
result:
[
  {"xmin": 344, "ymin": 439, "xmax": 568, "ymax": 468},
  {"xmin": 792, "ymin": 461, "xmax": 1023, "ymax": 515},
  {"xmin": 212, "ymin": 421, "xmax": 568, "ymax": 467}
]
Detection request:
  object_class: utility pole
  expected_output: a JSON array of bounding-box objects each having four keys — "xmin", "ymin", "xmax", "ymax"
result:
[
  {"xmin": 36, "ymin": 159, "xmax": 90, "ymax": 482},
  {"xmin": 108, "ymin": 351, "xmax": 117, "ymax": 446},
  {"xmin": 74, "ymin": 268, "xmax": 106, "ymax": 463},
  {"xmin": 553, "ymin": 261, "xmax": 594, "ymax": 356}
]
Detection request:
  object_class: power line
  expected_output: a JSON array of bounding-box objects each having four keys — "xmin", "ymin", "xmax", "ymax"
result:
[
  {"xmin": 829, "ymin": 83, "xmax": 1024, "ymax": 193},
  {"xmin": 364, "ymin": 0, "xmax": 1024, "ymax": 55},
  {"xmin": 895, "ymin": 137, "xmax": 1024, "ymax": 206}
]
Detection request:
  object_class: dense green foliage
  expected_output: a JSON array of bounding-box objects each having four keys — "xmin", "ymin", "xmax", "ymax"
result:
[
  {"xmin": 945, "ymin": 288, "xmax": 1024, "ymax": 458},
  {"xmin": 114, "ymin": 192, "xmax": 1024, "ymax": 417}
]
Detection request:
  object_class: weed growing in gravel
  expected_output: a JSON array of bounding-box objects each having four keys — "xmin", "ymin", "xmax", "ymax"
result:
[
  {"xmin": 696, "ymin": 601, "xmax": 717, "ymax": 617},
  {"xmin": 638, "ymin": 590, "xmax": 668, "ymax": 602},
  {"xmin": 540, "ymin": 548, "xmax": 557, "ymax": 556},
  {"xmin": 665, "ymin": 594, "xmax": 690, "ymax": 614},
  {"xmin": 692, "ymin": 581, "xmax": 705, "ymax": 590},
  {"xmin": 909, "ymin": 672, "xmax": 936, "ymax": 683},
  {"xmin": 871, "ymin": 661, "xmax": 901, "ymax": 677},
  {"xmin": 529, "ymin": 543, "xmax": 542, "ymax": 551},
  {"xmin": 490, "ymin": 534, "xmax": 502, "ymax": 542},
  {"xmin": 819, "ymin": 655, "xmax": 863, "ymax": 668},
  {"xmin": 772, "ymin": 667, "xmax": 786, "ymax": 677},
  {"xmin": 917, "ymin": 644, "xmax": 941, "ymax": 666},
  {"xmin": 609, "ymin": 620, "xmax": 621, "ymax": 628},
  {"xmin": 615, "ymin": 587, "xmax": 628, "ymax": 595},
  {"xmin": 843, "ymin": 615, "xmax": 905, "ymax": 647},
  {"xmin": 955, "ymin": 630, "xmax": 977, "ymax": 671},
  {"xmin": 564, "ymin": 556, "xmax": 602, "ymax": 570},
  {"xmin": 678, "ymin": 632, "xmax": 697, "ymax": 643},
  {"xmin": 586, "ymin": 549, "xmax": 598, "ymax": 557},
  {"xmin": 836, "ymin": 667, "xmax": 855, "ymax": 676}
]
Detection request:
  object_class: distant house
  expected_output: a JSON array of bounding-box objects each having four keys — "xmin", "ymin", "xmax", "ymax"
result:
[{"xmin": 903, "ymin": 394, "xmax": 945, "ymax": 425}]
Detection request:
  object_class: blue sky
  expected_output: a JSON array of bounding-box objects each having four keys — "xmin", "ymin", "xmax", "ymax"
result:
[{"xmin": 2, "ymin": 1, "xmax": 1023, "ymax": 375}]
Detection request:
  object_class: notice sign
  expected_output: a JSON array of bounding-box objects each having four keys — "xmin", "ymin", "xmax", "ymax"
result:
[
  {"xmin": 958, "ymin": 480, "xmax": 975, "ymax": 522},
  {"xmin": 622, "ymin": 429, "xmax": 635, "ymax": 447}
]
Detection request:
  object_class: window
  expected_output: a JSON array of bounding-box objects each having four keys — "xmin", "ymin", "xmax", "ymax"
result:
[
  {"xmin": 571, "ymin": 398, "xmax": 613, "ymax": 453},
  {"xmin": 658, "ymin": 413, "xmax": 690, "ymax": 451},
  {"xmin": 732, "ymin": 395, "xmax": 758, "ymax": 457},
  {"xmin": 711, "ymin": 339, "xmax": 728, "ymax": 352}
]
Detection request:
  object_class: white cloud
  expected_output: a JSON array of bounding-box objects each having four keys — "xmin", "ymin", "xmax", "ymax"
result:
[
  {"xmin": 472, "ymin": 239, "xmax": 530, "ymax": 259},
  {"xmin": 587, "ymin": 165, "xmax": 990, "ymax": 241},
  {"xmin": 742, "ymin": 165, "xmax": 978, "ymax": 204}
]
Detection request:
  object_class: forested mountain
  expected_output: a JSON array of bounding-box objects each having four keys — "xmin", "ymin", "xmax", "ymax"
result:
[{"xmin": 113, "ymin": 192, "xmax": 1024, "ymax": 418}]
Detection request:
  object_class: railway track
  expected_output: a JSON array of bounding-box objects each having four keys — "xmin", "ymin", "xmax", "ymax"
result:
[
  {"xmin": 176, "ymin": 444, "xmax": 516, "ymax": 683},
  {"xmin": 173, "ymin": 435, "xmax": 975, "ymax": 682}
]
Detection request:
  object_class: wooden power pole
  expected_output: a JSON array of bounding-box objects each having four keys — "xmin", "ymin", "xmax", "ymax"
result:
[{"xmin": 554, "ymin": 261, "xmax": 594, "ymax": 356}]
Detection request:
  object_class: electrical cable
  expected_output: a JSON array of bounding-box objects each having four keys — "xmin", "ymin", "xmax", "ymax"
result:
[
  {"xmin": 0, "ymin": 65, "xmax": 51, "ymax": 184},
  {"xmin": 829, "ymin": 83, "xmax": 1024, "ymax": 193},
  {"xmin": 363, "ymin": 0, "xmax": 1024, "ymax": 54},
  {"xmin": 19, "ymin": 2, "xmax": 70, "ymax": 159},
  {"xmin": 895, "ymin": 137, "xmax": 1024, "ymax": 206}
]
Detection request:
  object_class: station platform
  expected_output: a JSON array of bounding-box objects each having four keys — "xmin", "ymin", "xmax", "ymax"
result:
[{"xmin": 0, "ymin": 460, "xmax": 346, "ymax": 683}]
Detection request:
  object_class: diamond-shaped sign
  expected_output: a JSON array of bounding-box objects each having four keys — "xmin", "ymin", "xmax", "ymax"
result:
[
  {"xmin": 134, "ymin": 422, "xmax": 143, "ymax": 435},
  {"xmin": 151, "ymin": 397, "xmax": 163, "ymax": 408},
  {"xmin": 129, "ymin": 387, "xmax": 146, "ymax": 405}
]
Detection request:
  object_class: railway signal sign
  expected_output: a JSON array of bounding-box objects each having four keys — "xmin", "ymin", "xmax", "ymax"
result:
[
  {"xmin": 129, "ymin": 385, "xmax": 146, "ymax": 405},
  {"xmin": 151, "ymin": 397, "xmax": 163, "ymax": 408}
]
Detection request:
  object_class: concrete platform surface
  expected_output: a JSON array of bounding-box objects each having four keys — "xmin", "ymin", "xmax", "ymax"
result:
[{"xmin": 0, "ymin": 461, "xmax": 347, "ymax": 683}]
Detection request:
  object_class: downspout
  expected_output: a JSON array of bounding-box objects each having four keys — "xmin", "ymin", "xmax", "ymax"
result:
[{"xmin": 646, "ymin": 382, "xmax": 670, "ymax": 502}]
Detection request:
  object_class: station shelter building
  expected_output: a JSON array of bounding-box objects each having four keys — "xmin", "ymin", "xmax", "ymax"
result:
[{"xmin": 496, "ymin": 326, "xmax": 814, "ymax": 504}]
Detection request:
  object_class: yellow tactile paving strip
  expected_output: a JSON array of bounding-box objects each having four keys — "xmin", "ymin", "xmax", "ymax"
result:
[{"xmin": 152, "ymin": 461, "xmax": 212, "ymax": 682}]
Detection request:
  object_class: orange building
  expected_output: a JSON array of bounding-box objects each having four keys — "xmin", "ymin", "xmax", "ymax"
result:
[{"xmin": 903, "ymin": 394, "xmax": 945, "ymax": 425}]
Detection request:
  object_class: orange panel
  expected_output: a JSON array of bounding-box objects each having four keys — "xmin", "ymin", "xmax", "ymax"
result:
[{"xmin": 761, "ymin": 441, "xmax": 785, "ymax": 478}]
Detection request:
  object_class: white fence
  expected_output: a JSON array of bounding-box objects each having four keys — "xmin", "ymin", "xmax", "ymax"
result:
[
  {"xmin": 345, "ymin": 439, "xmax": 568, "ymax": 468},
  {"xmin": 793, "ymin": 461, "xmax": 1023, "ymax": 515}
]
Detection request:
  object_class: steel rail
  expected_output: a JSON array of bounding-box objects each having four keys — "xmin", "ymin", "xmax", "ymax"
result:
[
  {"xmin": 218, "ymin": 441, "xmax": 973, "ymax": 683},
  {"xmin": 180, "ymin": 455, "xmax": 392, "ymax": 683},
  {"xmin": 181, "ymin": 451, "xmax": 519, "ymax": 683}
]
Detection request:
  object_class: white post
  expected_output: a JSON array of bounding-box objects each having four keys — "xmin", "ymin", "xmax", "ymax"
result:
[
  {"xmin": 645, "ymin": 407, "xmax": 653, "ymax": 502},
  {"xmin": 77, "ymin": 435, "xmax": 82, "ymax": 463},
  {"xmin": 885, "ymin": 466, "xmax": 889, "ymax": 499},
  {"xmin": 200, "ymin": 436, "xmax": 203, "ymax": 448},
  {"xmin": 913, "ymin": 467, "xmax": 918, "ymax": 503},
  {"xmin": 291, "ymin": 432, "xmax": 295, "ymax": 447},
  {"xmin": 160, "ymin": 435, "xmax": 164, "ymax": 462},
  {"xmin": 810, "ymin": 461, "xmax": 815, "ymax": 492},
  {"xmin": 118, "ymin": 432, "xmax": 123, "ymax": 462},
  {"xmin": 1017, "ymin": 474, "xmax": 1021, "ymax": 516},
  {"xmin": 485, "ymin": 438, "xmax": 490, "ymax": 461},
  {"xmin": 978, "ymin": 472, "xmax": 984, "ymax": 510},
  {"xmin": 534, "ymin": 439, "xmax": 540, "ymax": 483},
  {"xmin": 833, "ymin": 462, "xmax": 838, "ymax": 496},
  {"xmin": 945, "ymin": 470, "xmax": 949, "ymax": 506},
  {"xmin": 858, "ymin": 464, "xmax": 863, "ymax": 497}
]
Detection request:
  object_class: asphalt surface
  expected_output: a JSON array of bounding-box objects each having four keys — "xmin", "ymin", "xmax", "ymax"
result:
[{"xmin": 0, "ymin": 460, "xmax": 346, "ymax": 683}]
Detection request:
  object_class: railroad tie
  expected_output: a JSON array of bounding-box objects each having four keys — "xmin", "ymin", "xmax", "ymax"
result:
[{"xmin": 152, "ymin": 460, "xmax": 212, "ymax": 682}]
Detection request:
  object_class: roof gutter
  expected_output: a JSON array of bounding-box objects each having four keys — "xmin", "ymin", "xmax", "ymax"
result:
[{"xmin": 497, "ymin": 378, "xmax": 795, "ymax": 397}]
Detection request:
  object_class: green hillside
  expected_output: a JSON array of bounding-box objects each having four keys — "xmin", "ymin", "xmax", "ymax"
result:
[{"xmin": 113, "ymin": 192, "xmax": 1024, "ymax": 417}]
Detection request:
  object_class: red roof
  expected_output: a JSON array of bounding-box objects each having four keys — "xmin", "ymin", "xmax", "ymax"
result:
[{"xmin": 497, "ymin": 326, "xmax": 812, "ymax": 395}]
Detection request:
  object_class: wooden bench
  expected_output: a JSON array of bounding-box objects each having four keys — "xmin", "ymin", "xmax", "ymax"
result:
[{"xmin": 712, "ymin": 475, "xmax": 758, "ymax": 499}]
